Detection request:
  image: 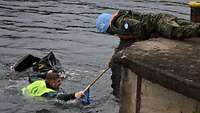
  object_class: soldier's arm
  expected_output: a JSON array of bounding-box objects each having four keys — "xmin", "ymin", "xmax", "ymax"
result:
[
  {"xmin": 154, "ymin": 13, "xmax": 200, "ymax": 39},
  {"xmin": 42, "ymin": 92, "xmax": 76, "ymax": 101},
  {"xmin": 152, "ymin": 13, "xmax": 180, "ymax": 39},
  {"xmin": 118, "ymin": 11, "xmax": 180, "ymax": 38},
  {"xmin": 176, "ymin": 18, "xmax": 192, "ymax": 25}
]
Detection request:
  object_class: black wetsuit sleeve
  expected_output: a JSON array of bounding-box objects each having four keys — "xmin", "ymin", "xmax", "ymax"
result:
[
  {"xmin": 42, "ymin": 92, "xmax": 58, "ymax": 98},
  {"xmin": 42, "ymin": 92, "xmax": 76, "ymax": 101},
  {"xmin": 56, "ymin": 93, "xmax": 76, "ymax": 101}
]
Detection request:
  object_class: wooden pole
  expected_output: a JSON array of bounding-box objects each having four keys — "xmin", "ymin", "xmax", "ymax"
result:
[{"xmin": 83, "ymin": 66, "xmax": 110, "ymax": 92}]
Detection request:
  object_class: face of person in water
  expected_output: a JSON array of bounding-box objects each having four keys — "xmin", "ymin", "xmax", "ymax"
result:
[{"xmin": 45, "ymin": 72, "xmax": 61, "ymax": 90}]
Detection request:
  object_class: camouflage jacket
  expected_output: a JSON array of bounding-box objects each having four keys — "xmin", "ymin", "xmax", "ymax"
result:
[{"xmin": 110, "ymin": 10, "xmax": 200, "ymax": 41}]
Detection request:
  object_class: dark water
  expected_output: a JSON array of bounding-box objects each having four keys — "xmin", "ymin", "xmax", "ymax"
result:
[{"xmin": 0, "ymin": 0, "xmax": 189, "ymax": 113}]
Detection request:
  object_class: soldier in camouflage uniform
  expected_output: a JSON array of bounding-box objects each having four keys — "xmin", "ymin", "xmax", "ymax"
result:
[
  {"xmin": 96, "ymin": 10, "xmax": 200, "ymax": 50},
  {"xmin": 96, "ymin": 10, "xmax": 200, "ymax": 98}
]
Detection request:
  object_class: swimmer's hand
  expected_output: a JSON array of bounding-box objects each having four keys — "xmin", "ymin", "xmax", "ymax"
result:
[{"xmin": 75, "ymin": 91, "xmax": 84, "ymax": 99}]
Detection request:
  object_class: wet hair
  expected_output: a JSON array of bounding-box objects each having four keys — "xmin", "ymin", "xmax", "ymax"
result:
[{"xmin": 45, "ymin": 72, "xmax": 60, "ymax": 80}]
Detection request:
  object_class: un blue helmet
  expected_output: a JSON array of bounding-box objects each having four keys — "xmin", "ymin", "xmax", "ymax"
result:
[{"xmin": 96, "ymin": 13, "xmax": 112, "ymax": 33}]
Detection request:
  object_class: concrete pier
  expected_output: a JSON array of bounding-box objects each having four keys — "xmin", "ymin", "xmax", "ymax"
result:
[{"xmin": 111, "ymin": 38, "xmax": 200, "ymax": 113}]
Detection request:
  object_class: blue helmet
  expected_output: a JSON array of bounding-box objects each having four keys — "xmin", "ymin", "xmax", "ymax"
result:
[{"xmin": 96, "ymin": 13, "xmax": 112, "ymax": 33}]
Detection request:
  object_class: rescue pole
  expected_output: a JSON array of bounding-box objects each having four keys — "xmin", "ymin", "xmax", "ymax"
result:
[{"xmin": 83, "ymin": 66, "xmax": 110, "ymax": 93}]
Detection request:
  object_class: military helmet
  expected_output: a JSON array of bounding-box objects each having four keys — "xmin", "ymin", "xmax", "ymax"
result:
[{"xmin": 96, "ymin": 13, "xmax": 112, "ymax": 33}]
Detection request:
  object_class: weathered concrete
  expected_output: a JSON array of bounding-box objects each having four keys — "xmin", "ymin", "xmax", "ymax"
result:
[
  {"xmin": 141, "ymin": 78, "xmax": 200, "ymax": 113},
  {"xmin": 111, "ymin": 38, "xmax": 200, "ymax": 113},
  {"xmin": 119, "ymin": 67, "xmax": 137, "ymax": 113},
  {"xmin": 118, "ymin": 68, "xmax": 200, "ymax": 113},
  {"xmin": 119, "ymin": 68, "xmax": 200, "ymax": 113},
  {"xmin": 113, "ymin": 38, "xmax": 200, "ymax": 100}
]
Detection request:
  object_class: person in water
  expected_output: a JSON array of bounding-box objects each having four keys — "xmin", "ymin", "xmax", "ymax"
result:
[
  {"xmin": 96, "ymin": 10, "xmax": 200, "ymax": 50},
  {"xmin": 22, "ymin": 70, "xmax": 85, "ymax": 101}
]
